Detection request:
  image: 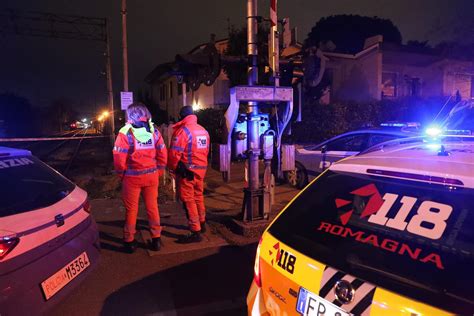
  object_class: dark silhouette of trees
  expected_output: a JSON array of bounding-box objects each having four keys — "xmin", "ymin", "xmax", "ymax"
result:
[
  {"xmin": 305, "ymin": 15, "xmax": 402, "ymax": 53},
  {"xmin": 47, "ymin": 98, "xmax": 79, "ymax": 133},
  {"xmin": 224, "ymin": 25, "xmax": 270, "ymax": 87},
  {"xmin": 0, "ymin": 93, "xmax": 39, "ymax": 137}
]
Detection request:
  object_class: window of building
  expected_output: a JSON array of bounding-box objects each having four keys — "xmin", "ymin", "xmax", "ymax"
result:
[
  {"xmin": 178, "ymin": 82, "xmax": 183, "ymax": 96},
  {"xmin": 169, "ymin": 82, "xmax": 173, "ymax": 99},
  {"xmin": 382, "ymin": 72, "xmax": 397, "ymax": 98}
]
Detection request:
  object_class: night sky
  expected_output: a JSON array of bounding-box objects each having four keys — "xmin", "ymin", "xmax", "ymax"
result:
[{"xmin": 1, "ymin": 0, "xmax": 472, "ymax": 115}]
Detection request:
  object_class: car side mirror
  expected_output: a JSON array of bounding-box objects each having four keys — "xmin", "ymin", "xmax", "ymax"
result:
[{"xmin": 321, "ymin": 145, "xmax": 327, "ymax": 154}]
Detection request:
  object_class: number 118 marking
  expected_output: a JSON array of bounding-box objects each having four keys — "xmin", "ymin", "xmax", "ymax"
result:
[
  {"xmin": 277, "ymin": 249, "xmax": 296, "ymax": 274},
  {"xmin": 368, "ymin": 193, "xmax": 453, "ymax": 240}
]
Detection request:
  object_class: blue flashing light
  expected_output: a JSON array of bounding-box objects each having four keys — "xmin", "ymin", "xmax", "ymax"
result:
[{"xmin": 426, "ymin": 126, "xmax": 443, "ymax": 137}]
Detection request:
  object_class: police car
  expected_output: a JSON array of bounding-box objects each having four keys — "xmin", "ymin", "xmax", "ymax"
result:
[
  {"xmin": 248, "ymin": 135, "xmax": 474, "ymax": 315},
  {"xmin": 0, "ymin": 147, "xmax": 100, "ymax": 315},
  {"xmin": 287, "ymin": 123, "xmax": 419, "ymax": 189}
]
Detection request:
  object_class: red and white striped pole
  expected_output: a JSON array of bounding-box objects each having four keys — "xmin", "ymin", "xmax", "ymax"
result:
[{"xmin": 270, "ymin": 0, "xmax": 279, "ymax": 86}]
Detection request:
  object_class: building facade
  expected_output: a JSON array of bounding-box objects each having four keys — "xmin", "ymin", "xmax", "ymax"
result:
[
  {"xmin": 323, "ymin": 36, "xmax": 474, "ymax": 102},
  {"xmin": 145, "ymin": 35, "xmax": 474, "ymax": 120}
]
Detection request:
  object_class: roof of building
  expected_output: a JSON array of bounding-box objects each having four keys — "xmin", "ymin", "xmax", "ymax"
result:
[{"xmin": 144, "ymin": 62, "xmax": 174, "ymax": 84}]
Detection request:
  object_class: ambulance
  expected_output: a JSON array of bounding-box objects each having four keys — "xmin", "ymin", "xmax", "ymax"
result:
[
  {"xmin": 248, "ymin": 135, "xmax": 474, "ymax": 315},
  {"xmin": 0, "ymin": 147, "xmax": 100, "ymax": 315}
]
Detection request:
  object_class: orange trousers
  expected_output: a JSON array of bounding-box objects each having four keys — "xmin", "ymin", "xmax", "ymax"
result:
[
  {"xmin": 122, "ymin": 173, "xmax": 161, "ymax": 242},
  {"xmin": 178, "ymin": 174, "xmax": 206, "ymax": 232}
]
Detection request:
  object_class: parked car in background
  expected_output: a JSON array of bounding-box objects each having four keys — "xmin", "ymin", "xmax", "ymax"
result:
[
  {"xmin": 286, "ymin": 123, "xmax": 419, "ymax": 189},
  {"xmin": 0, "ymin": 147, "xmax": 100, "ymax": 315}
]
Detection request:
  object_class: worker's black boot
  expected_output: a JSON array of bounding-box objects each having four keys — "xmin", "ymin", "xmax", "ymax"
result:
[
  {"xmin": 151, "ymin": 237, "xmax": 162, "ymax": 251},
  {"xmin": 177, "ymin": 231, "xmax": 203, "ymax": 244},
  {"xmin": 200, "ymin": 221, "xmax": 207, "ymax": 234},
  {"xmin": 123, "ymin": 240, "xmax": 137, "ymax": 254}
]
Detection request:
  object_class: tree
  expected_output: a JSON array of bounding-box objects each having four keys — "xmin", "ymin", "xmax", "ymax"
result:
[
  {"xmin": 0, "ymin": 93, "xmax": 38, "ymax": 137},
  {"xmin": 434, "ymin": 41, "xmax": 474, "ymax": 61},
  {"xmin": 48, "ymin": 98, "xmax": 78, "ymax": 132},
  {"xmin": 224, "ymin": 24, "xmax": 270, "ymax": 87},
  {"xmin": 305, "ymin": 15, "xmax": 402, "ymax": 54}
]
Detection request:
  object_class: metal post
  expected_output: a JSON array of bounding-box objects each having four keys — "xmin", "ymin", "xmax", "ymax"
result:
[
  {"xmin": 270, "ymin": 0, "xmax": 279, "ymax": 86},
  {"xmin": 121, "ymin": 0, "xmax": 129, "ymax": 92},
  {"xmin": 182, "ymin": 82, "xmax": 187, "ymax": 107},
  {"xmin": 105, "ymin": 19, "xmax": 115, "ymax": 144},
  {"xmin": 244, "ymin": 0, "xmax": 260, "ymax": 220}
]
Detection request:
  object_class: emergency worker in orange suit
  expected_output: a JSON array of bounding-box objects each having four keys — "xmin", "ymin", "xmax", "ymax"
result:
[
  {"xmin": 168, "ymin": 106, "xmax": 210, "ymax": 243},
  {"xmin": 113, "ymin": 102, "xmax": 167, "ymax": 253}
]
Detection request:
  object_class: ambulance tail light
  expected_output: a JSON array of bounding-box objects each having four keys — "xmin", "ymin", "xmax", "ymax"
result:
[
  {"xmin": 83, "ymin": 199, "xmax": 91, "ymax": 213},
  {"xmin": 254, "ymin": 238, "xmax": 263, "ymax": 287},
  {"xmin": 0, "ymin": 236, "xmax": 19, "ymax": 261}
]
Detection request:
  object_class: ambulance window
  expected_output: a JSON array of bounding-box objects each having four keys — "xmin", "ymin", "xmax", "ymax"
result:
[
  {"xmin": 268, "ymin": 171, "xmax": 474, "ymax": 314},
  {"xmin": 0, "ymin": 156, "xmax": 75, "ymax": 217}
]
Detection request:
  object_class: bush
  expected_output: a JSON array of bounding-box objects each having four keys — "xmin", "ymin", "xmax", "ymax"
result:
[
  {"xmin": 287, "ymin": 97, "xmax": 449, "ymax": 144},
  {"xmin": 195, "ymin": 108, "xmax": 227, "ymax": 144}
]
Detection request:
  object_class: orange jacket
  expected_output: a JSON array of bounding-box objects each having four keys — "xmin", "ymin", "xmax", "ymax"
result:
[
  {"xmin": 113, "ymin": 122, "xmax": 167, "ymax": 177},
  {"xmin": 168, "ymin": 115, "xmax": 210, "ymax": 178}
]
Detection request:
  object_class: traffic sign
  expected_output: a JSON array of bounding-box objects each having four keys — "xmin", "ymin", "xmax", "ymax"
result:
[{"xmin": 120, "ymin": 91, "xmax": 133, "ymax": 110}]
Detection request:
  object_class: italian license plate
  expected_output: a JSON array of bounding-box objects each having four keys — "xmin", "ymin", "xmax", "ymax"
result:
[
  {"xmin": 297, "ymin": 287, "xmax": 350, "ymax": 316},
  {"xmin": 41, "ymin": 252, "xmax": 90, "ymax": 300}
]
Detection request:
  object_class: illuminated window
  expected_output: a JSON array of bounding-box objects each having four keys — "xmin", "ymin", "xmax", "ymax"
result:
[{"xmin": 382, "ymin": 72, "xmax": 397, "ymax": 98}]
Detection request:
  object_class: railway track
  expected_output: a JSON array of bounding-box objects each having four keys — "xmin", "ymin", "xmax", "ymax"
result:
[{"xmin": 0, "ymin": 129, "xmax": 112, "ymax": 177}]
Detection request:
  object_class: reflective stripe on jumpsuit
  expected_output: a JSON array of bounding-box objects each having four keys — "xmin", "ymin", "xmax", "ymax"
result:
[
  {"xmin": 168, "ymin": 114, "xmax": 210, "ymax": 232},
  {"xmin": 113, "ymin": 121, "xmax": 168, "ymax": 242}
]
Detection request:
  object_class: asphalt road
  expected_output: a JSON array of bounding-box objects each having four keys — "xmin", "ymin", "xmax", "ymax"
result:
[
  {"xmin": 49, "ymin": 243, "xmax": 256, "ymax": 316},
  {"xmin": 48, "ymin": 200, "xmax": 258, "ymax": 316}
]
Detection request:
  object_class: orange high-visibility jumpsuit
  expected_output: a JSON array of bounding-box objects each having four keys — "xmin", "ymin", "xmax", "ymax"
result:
[
  {"xmin": 168, "ymin": 115, "xmax": 210, "ymax": 232},
  {"xmin": 113, "ymin": 122, "xmax": 167, "ymax": 242}
]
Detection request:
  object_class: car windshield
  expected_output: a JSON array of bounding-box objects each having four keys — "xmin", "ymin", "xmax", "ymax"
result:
[
  {"xmin": 268, "ymin": 170, "xmax": 473, "ymax": 314},
  {"xmin": 0, "ymin": 155, "xmax": 75, "ymax": 217}
]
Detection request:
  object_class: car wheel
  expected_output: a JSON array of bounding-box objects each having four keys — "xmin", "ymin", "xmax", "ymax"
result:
[{"xmin": 285, "ymin": 162, "xmax": 308, "ymax": 189}]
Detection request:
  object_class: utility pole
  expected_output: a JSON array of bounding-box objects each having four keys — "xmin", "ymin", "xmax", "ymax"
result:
[
  {"xmin": 270, "ymin": 0, "xmax": 279, "ymax": 87},
  {"xmin": 121, "ymin": 0, "xmax": 129, "ymax": 92},
  {"xmin": 245, "ymin": 0, "xmax": 260, "ymax": 219},
  {"xmin": 105, "ymin": 19, "xmax": 115, "ymax": 144}
]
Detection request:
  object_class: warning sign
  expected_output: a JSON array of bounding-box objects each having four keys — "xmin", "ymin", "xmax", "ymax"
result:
[{"xmin": 120, "ymin": 92, "xmax": 134, "ymax": 110}]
